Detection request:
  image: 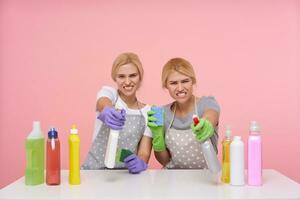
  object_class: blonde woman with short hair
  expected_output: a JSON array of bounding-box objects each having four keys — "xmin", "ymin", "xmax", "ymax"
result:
[
  {"xmin": 148, "ymin": 57, "xmax": 220, "ymax": 169},
  {"xmin": 82, "ymin": 52, "xmax": 152, "ymax": 174}
]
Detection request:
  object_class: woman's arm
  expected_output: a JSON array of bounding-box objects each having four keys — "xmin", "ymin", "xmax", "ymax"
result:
[
  {"xmin": 137, "ymin": 136, "xmax": 152, "ymax": 163},
  {"xmin": 154, "ymin": 150, "xmax": 171, "ymax": 166},
  {"xmin": 202, "ymin": 109, "xmax": 220, "ymax": 127},
  {"xmin": 96, "ymin": 97, "xmax": 113, "ymax": 112}
]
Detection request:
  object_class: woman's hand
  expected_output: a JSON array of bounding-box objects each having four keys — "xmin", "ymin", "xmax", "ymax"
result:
[
  {"xmin": 97, "ymin": 107, "xmax": 126, "ymax": 130},
  {"xmin": 124, "ymin": 154, "xmax": 147, "ymax": 174},
  {"xmin": 147, "ymin": 109, "xmax": 166, "ymax": 152},
  {"xmin": 191, "ymin": 118, "xmax": 214, "ymax": 143}
]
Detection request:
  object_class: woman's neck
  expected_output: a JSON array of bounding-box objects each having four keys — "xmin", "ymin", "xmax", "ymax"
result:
[
  {"xmin": 174, "ymin": 95, "xmax": 195, "ymax": 117},
  {"xmin": 118, "ymin": 91, "xmax": 139, "ymax": 108}
]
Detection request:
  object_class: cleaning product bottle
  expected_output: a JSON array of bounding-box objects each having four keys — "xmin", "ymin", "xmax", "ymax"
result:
[
  {"xmin": 230, "ymin": 136, "xmax": 245, "ymax": 186},
  {"xmin": 104, "ymin": 104, "xmax": 124, "ymax": 168},
  {"xmin": 46, "ymin": 127, "xmax": 60, "ymax": 185},
  {"xmin": 25, "ymin": 121, "xmax": 45, "ymax": 185},
  {"xmin": 69, "ymin": 125, "xmax": 80, "ymax": 185},
  {"xmin": 221, "ymin": 125, "xmax": 231, "ymax": 183},
  {"xmin": 248, "ymin": 121, "xmax": 262, "ymax": 186},
  {"xmin": 193, "ymin": 115, "xmax": 221, "ymax": 174}
]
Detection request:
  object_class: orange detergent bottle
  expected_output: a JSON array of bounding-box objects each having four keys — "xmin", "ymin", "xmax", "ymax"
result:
[{"xmin": 46, "ymin": 127, "xmax": 61, "ymax": 185}]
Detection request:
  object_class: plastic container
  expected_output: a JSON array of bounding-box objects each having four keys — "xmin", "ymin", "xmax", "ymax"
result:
[
  {"xmin": 104, "ymin": 104, "xmax": 124, "ymax": 168},
  {"xmin": 46, "ymin": 127, "xmax": 61, "ymax": 185},
  {"xmin": 25, "ymin": 121, "xmax": 45, "ymax": 185},
  {"xmin": 221, "ymin": 125, "xmax": 231, "ymax": 183},
  {"xmin": 193, "ymin": 115, "xmax": 221, "ymax": 174},
  {"xmin": 230, "ymin": 136, "xmax": 245, "ymax": 186},
  {"xmin": 248, "ymin": 121, "xmax": 262, "ymax": 186},
  {"xmin": 69, "ymin": 125, "xmax": 80, "ymax": 185}
]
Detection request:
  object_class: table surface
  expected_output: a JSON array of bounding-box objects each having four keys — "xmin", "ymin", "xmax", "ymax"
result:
[{"xmin": 1, "ymin": 169, "xmax": 300, "ymax": 200}]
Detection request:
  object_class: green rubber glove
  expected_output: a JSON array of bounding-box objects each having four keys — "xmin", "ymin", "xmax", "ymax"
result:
[
  {"xmin": 191, "ymin": 118, "xmax": 214, "ymax": 143},
  {"xmin": 147, "ymin": 110, "xmax": 166, "ymax": 152}
]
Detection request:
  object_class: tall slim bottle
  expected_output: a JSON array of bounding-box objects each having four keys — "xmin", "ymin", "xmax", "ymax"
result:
[
  {"xmin": 248, "ymin": 121, "xmax": 262, "ymax": 186},
  {"xmin": 69, "ymin": 125, "xmax": 80, "ymax": 185},
  {"xmin": 104, "ymin": 103, "xmax": 124, "ymax": 168},
  {"xmin": 46, "ymin": 127, "xmax": 60, "ymax": 185},
  {"xmin": 193, "ymin": 115, "xmax": 221, "ymax": 174},
  {"xmin": 230, "ymin": 136, "xmax": 245, "ymax": 186},
  {"xmin": 221, "ymin": 126, "xmax": 231, "ymax": 183},
  {"xmin": 25, "ymin": 121, "xmax": 45, "ymax": 185}
]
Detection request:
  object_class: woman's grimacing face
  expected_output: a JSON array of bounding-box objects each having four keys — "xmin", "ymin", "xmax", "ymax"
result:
[
  {"xmin": 115, "ymin": 63, "xmax": 140, "ymax": 97},
  {"xmin": 166, "ymin": 71, "xmax": 194, "ymax": 104}
]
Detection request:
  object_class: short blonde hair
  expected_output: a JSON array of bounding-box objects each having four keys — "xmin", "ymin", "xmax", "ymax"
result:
[
  {"xmin": 161, "ymin": 57, "xmax": 196, "ymax": 88},
  {"xmin": 111, "ymin": 52, "xmax": 144, "ymax": 81}
]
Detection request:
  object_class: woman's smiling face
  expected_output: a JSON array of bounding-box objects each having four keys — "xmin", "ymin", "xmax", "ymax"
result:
[
  {"xmin": 166, "ymin": 71, "xmax": 194, "ymax": 104},
  {"xmin": 115, "ymin": 63, "xmax": 140, "ymax": 97}
]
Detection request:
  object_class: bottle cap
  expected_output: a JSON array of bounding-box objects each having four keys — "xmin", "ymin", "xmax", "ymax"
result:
[
  {"xmin": 28, "ymin": 121, "xmax": 44, "ymax": 139},
  {"xmin": 192, "ymin": 114, "xmax": 199, "ymax": 125},
  {"xmin": 225, "ymin": 125, "xmax": 231, "ymax": 138},
  {"xmin": 70, "ymin": 124, "xmax": 78, "ymax": 134},
  {"xmin": 234, "ymin": 136, "xmax": 242, "ymax": 140},
  {"xmin": 48, "ymin": 127, "xmax": 58, "ymax": 139},
  {"xmin": 250, "ymin": 121, "xmax": 260, "ymax": 132}
]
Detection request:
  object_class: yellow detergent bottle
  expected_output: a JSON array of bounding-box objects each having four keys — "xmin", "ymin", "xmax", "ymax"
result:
[
  {"xmin": 221, "ymin": 125, "xmax": 232, "ymax": 183},
  {"xmin": 69, "ymin": 124, "xmax": 80, "ymax": 185}
]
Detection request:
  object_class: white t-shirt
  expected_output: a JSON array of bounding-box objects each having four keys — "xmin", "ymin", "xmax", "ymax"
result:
[{"xmin": 92, "ymin": 86, "xmax": 152, "ymax": 141}]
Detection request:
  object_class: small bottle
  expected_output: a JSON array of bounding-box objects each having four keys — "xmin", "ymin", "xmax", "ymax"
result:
[
  {"xmin": 193, "ymin": 115, "xmax": 221, "ymax": 174},
  {"xmin": 46, "ymin": 127, "xmax": 61, "ymax": 185},
  {"xmin": 69, "ymin": 125, "xmax": 80, "ymax": 185},
  {"xmin": 221, "ymin": 125, "xmax": 231, "ymax": 183},
  {"xmin": 230, "ymin": 136, "xmax": 245, "ymax": 186},
  {"xmin": 25, "ymin": 121, "xmax": 45, "ymax": 185},
  {"xmin": 248, "ymin": 121, "xmax": 262, "ymax": 186}
]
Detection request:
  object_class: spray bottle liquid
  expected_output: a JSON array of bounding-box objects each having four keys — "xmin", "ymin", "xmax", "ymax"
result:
[
  {"xmin": 221, "ymin": 125, "xmax": 231, "ymax": 183},
  {"xmin": 248, "ymin": 121, "xmax": 262, "ymax": 186},
  {"xmin": 69, "ymin": 125, "xmax": 80, "ymax": 185},
  {"xmin": 193, "ymin": 115, "xmax": 221, "ymax": 175},
  {"xmin": 46, "ymin": 127, "xmax": 60, "ymax": 185},
  {"xmin": 230, "ymin": 136, "xmax": 245, "ymax": 186},
  {"xmin": 25, "ymin": 121, "xmax": 45, "ymax": 185}
]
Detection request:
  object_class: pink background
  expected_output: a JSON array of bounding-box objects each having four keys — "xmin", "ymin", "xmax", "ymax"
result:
[{"xmin": 1, "ymin": 1, "xmax": 300, "ymax": 188}]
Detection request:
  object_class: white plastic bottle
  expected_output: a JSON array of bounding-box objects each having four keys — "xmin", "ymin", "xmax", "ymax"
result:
[
  {"xmin": 192, "ymin": 115, "xmax": 221, "ymax": 175},
  {"xmin": 104, "ymin": 103, "xmax": 124, "ymax": 168},
  {"xmin": 230, "ymin": 136, "xmax": 245, "ymax": 186}
]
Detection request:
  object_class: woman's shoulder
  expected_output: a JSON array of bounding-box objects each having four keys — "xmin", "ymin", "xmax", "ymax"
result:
[{"xmin": 197, "ymin": 95, "xmax": 220, "ymax": 112}]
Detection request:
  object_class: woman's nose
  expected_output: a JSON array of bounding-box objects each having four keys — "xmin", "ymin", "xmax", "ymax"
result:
[
  {"xmin": 177, "ymin": 83, "xmax": 183, "ymax": 90},
  {"xmin": 125, "ymin": 77, "xmax": 131, "ymax": 84}
]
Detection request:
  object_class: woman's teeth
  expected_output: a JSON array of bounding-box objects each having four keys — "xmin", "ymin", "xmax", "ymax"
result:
[
  {"xmin": 176, "ymin": 92, "xmax": 187, "ymax": 97},
  {"xmin": 123, "ymin": 86, "xmax": 134, "ymax": 91}
]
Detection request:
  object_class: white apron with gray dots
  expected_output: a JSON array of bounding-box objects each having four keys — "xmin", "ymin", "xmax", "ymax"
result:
[
  {"xmin": 165, "ymin": 99, "xmax": 208, "ymax": 169},
  {"xmin": 81, "ymin": 112, "xmax": 145, "ymax": 169}
]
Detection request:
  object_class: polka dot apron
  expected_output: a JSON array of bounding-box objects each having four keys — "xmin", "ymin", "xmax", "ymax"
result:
[
  {"xmin": 81, "ymin": 108, "xmax": 145, "ymax": 169},
  {"xmin": 165, "ymin": 98, "xmax": 208, "ymax": 169}
]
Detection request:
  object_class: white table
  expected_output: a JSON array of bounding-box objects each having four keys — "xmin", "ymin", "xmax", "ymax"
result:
[{"xmin": 1, "ymin": 169, "xmax": 299, "ymax": 200}]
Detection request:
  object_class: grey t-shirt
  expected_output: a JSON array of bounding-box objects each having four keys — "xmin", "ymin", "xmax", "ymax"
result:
[{"xmin": 163, "ymin": 96, "xmax": 221, "ymax": 153}]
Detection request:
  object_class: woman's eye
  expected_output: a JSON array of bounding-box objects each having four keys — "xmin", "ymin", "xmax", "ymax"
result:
[
  {"xmin": 117, "ymin": 75, "xmax": 125, "ymax": 79},
  {"xmin": 170, "ymin": 82, "xmax": 177, "ymax": 85},
  {"xmin": 182, "ymin": 80, "xmax": 190, "ymax": 84},
  {"xmin": 129, "ymin": 74, "xmax": 137, "ymax": 78}
]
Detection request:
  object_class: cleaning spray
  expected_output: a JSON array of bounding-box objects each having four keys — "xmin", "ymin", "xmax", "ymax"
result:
[
  {"xmin": 248, "ymin": 121, "xmax": 262, "ymax": 186},
  {"xmin": 193, "ymin": 115, "xmax": 221, "ymax": 174},
  {"xmin": 25, "ymin": 121, "xmax": 45, "ymax": 185},
  {"xmin": 69, "ymin": 125, "xmax": 80, "ymax": 185},
  {"xmin": 46, "ymin": 127, "xmax": 60, "ymax": 185},
  {"xmin": 221, "ymin": 125, "xmax": 231, "ymax": 183},
  {"xmin": 104, "ymin": 104, "xmax": 124, "ymax": 168},
  {"xmin": 230, "ymin": 136, "xmax": 245, "ymax": 186}
]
